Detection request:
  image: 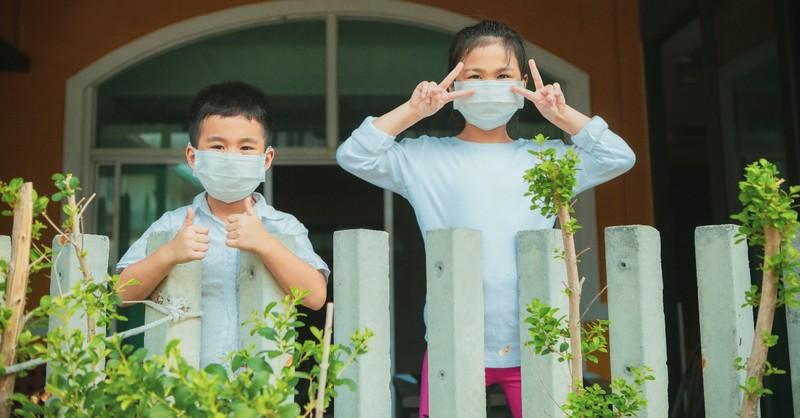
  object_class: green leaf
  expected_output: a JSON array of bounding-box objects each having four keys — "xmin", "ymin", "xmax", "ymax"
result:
[
  {"xmin": 278, "ymin": 403, "xmax": 301, "ymax": 418},
  {"xmin": 203, "ymin": 363, "xmax": 228, "ymax": 380}
]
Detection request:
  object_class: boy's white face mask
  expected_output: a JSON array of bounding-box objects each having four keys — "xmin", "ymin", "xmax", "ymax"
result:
[
  {"xmin": 453, "ymin": 80, "xmax": 525, "ymax": 131},
  {"xmin": 191, "ymin": 147, "xmax": 269, "ymax": 203}
]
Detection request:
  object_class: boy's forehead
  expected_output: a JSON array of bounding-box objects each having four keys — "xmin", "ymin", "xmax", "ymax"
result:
[{"xmin": 198, "ymin": 114, "xmax": 268, "ymax": 144}]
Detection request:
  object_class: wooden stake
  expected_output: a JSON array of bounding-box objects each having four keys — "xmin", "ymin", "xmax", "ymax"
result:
[
  {"xmin": 740, "ymin": 226, "xmax": 781, "ymax": 417},
  {"xmin": 557, "ymin": 204, "xmax": 583, "ymax": 392},
  {"xmin": 0, "ymin": 183, "xmax": 34, "ymax": 417}
]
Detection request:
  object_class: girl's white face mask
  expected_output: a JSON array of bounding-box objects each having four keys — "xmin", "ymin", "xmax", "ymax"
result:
[
  {"xmin": 453, "ymin": 80, "xmax": 525, "ymax": 131},
  {"xmin": 191, "ymin": 147, "xmax": 269, "ymax": 203}
]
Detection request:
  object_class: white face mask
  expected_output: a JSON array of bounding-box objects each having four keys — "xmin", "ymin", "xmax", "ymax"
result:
[
  {"xmin": 453, "ymin": 80, "xmax": 525, "ymax": 131},
  {"xmin": 191, "ymin": 147, "xmax": 268, "ymax": 203}
]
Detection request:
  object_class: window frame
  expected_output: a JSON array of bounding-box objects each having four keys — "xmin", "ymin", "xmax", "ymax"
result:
[{"xmin": 62, "ymin": 0, "xmax": 600, "ymax": 366}]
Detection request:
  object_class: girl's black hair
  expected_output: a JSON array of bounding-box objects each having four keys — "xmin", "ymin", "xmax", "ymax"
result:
[
  {"xmin": 187, "ymin": 81, "xmax": 274, "ymax": 148},
  {"xmin": 448, "ymin": 20, "xmax": 527, "ymax": 80}
]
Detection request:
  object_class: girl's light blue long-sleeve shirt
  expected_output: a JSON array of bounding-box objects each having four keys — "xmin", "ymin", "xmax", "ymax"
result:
[{"xmin": 336, "ymin": 116, "xmax": 635, "ymax": 368}]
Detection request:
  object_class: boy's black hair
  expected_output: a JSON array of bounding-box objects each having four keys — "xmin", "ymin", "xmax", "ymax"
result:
[{"xmin": 187, "ymin": 81, "xmax": 274, "ymax": 149}]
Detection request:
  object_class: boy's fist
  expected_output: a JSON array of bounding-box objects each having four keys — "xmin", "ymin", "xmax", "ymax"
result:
[
  {"xmin": 168, "ymin": 208, "xmax": 210, "ymax": 264},
  {"xmin": 226, "ymin": 197, "xmax": 269, "ymax": 253}
]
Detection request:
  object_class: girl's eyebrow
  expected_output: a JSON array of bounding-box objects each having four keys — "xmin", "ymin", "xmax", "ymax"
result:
[{"xmin": 463, "ymin": 66, "xmax": 514, "ymax": 72}]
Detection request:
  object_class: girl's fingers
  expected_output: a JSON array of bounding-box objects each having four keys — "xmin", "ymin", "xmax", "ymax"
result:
[
  {"xmin": 445, "ymin": 88, "xmax": 475, "ymax": 102},
  {"xmin": 552, "ymin": 82, "xmax": 564, "ymax": 104},
  {"xmin": 529, "ymin": 59, "xmax": 544, "ymax": 91},
  {"xmin": 511, "ymin": 85, "xmax": 536, "ymax": 102},
  {"xmin": 413, "ymin": 81, "xmax": 427, "ymax": 99},
  {"xmin": 440, "ymin": 62, "xmax": 464, "ymax": 89}
]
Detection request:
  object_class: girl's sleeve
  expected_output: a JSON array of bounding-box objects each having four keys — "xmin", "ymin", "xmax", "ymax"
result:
[
  {"xmin": 571, "ymin": 116, "xmax": 636, "ymax": 193},
  {"xmin": 336, "ymin": 117, "xmax": 416, "ymax": 198}
]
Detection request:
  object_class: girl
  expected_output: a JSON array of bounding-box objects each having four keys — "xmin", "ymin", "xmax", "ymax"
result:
[{"xmin": 336, "ymin": 20, "xmax": 635, "ymax": 417}]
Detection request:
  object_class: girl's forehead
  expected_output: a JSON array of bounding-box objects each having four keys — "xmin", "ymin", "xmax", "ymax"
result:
[{"xmin": 460, "ymin": 43, "xmax": 520, "ymax": 69}]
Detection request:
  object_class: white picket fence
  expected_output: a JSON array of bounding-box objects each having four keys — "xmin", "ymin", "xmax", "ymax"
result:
[{"xmin": 3, "ymin": 224, "xmax": 799, "ymax": 417}]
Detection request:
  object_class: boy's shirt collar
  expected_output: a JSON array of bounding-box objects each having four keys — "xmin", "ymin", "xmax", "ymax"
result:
[{"xmin": 192, "ymin": 192, "xmax": 277, "ymax": 224}]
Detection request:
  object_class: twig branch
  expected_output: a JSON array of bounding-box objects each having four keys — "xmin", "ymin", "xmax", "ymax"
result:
[{"xmin": 314, "ymin": 303, "xmax": 334, "ymax": 418}]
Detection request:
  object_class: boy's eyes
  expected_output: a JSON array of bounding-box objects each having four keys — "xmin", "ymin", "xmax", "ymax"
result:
[{"xmin": 206, "ymin": 145, "xmax": 257, "ymax": 152}]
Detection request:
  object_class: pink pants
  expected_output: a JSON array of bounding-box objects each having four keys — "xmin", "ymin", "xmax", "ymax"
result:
[{"xmin": 419, "ymin": 351, "xmax": 522, "ymax": 418}]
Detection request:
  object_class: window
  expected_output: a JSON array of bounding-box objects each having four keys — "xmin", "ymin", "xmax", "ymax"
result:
[
  {"xmin": 92, "ymin": 16, "xmax": 559, "ymax": 266},
  {"xmin": 66, "ymin": 1, "xmax": 590, "ymax": 374}
]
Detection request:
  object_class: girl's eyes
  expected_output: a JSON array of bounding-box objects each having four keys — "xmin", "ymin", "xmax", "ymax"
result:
[
  {"xmin": 210, "ymin": 145, "xmax": 225, "ymax": 150},
  {"xmin": 465, "ymin": 74, "xmax": 512, "ymax": 80}
]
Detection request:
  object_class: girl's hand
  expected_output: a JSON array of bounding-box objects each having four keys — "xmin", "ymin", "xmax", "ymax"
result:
[
  {"xmin": 408, "ymin": 62, "xmax": 474, "ymax": 118},
  {"xmin": 512, "ymin": 59, "xmax": 566, "ymax": 123}
]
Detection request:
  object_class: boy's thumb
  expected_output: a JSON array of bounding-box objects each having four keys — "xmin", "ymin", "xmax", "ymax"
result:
[
  {"xmin": 182, "ymin": 208, "xmax": 195, "ymax": 227},
  {"xmin": 244, "ymin": 196, "xmax": 256, "ymax": 216}
]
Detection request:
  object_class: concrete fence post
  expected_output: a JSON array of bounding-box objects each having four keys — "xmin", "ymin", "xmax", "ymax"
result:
[
  {"xmin": 426, "ymin": 228, "xmax": 486, "ymax": 418},
  {"xmin": 695, "ymin": 225, "xmax": 754, "ymax": 417},
  {"xmin": 143, "ymin": 231, "xmax": 202, "ymax": 367},
  {"xmin": 517, "ymin": 229, "xmax": 571, "ymax": 416},
  {"xmin": 47, "ymin": 234, "xmax": 110, "ymax": 379},
  {"xmin": 788, "ymin": 234, "xmax": 800, "ymax": 418},
  {"xmin": 605, "ymin": 226, "xmax": 669, "ymax": 417},
  {"xmin": 239, "ymin": 233, "xmax": 293, "ymax": 376},
  {"xmin": 787, "ymin": 303, "xmax": 799, "ymax": 418},
  {"xmin": 333, "ymin": 229, "xmax": 391, "ymax": 418}
]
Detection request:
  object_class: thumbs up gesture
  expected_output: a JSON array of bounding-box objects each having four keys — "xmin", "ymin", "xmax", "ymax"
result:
[
  {"xmin": 167, "ymin": 207, "xmax": 210, "ymax": 264},
  {"xmin": 226, "ymin": 196, "xmax": 269, "ymax": 252}
]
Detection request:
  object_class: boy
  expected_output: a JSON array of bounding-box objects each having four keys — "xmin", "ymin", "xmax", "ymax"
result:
[{"xmin": 116, "ymin": 81, "xmax": 329, "ymax": 368}]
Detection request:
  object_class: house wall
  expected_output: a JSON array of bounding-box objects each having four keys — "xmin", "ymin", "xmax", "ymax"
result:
[{"xmin": 0, "ymin": 0, "xmax": 652, "ymax": 386}]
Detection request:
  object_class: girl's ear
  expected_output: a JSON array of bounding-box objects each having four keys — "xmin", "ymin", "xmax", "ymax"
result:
[{"xmin": 523, "ymin": 73, "xmax": 529, "ymax": 87}]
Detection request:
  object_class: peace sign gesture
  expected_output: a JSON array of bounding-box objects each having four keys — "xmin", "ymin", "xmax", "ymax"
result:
[
  {"xmin": 511, "ymin": 59, "xmax": 566, "ymax": 123},
  {"xmin": 408, "ymin": 62, "xmax": 474, "ymax": 118}
]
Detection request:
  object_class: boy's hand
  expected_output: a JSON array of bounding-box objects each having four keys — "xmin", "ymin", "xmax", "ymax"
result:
[
  {"xmin": 226, "ymin": 197, "xmax": 269, "ymax": 253},
  {"xmin": 168, "ymin": 208, "xmax": 210, "ymax": 264}
]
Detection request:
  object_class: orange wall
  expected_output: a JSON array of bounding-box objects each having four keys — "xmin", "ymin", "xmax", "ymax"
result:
[{"xmin": 0, "ymin": 0, "xmax": 652, "ymax": 326}]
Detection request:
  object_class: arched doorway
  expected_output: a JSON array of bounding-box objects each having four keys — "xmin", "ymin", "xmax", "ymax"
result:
[{"xmin": 62, "ymin": 0, "xmax": 594, "ymax": 389}]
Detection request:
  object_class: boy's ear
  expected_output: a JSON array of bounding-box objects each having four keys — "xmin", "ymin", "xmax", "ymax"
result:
[
  {"xmin": 264, "ymin": 146, "xmax": 275, "ymax": 171},
  {"xmin": 186, "ymin": 144, "xmax": 196, "ymax": 169}
]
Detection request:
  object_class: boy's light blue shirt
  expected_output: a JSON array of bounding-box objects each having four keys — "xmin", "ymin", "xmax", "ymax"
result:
[
  {"xmin": 117, "ymin": 192, "xmax": 330, "ymax": 367},
  {"xmin": 336, "ymin": 116, "xmax": 635, "ymax": 368}
]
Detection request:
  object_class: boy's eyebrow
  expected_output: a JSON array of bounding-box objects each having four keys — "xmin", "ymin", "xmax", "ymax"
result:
[{"xmin": 204, "ymin": 136, "xmax": 260, "ymax": 144}]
